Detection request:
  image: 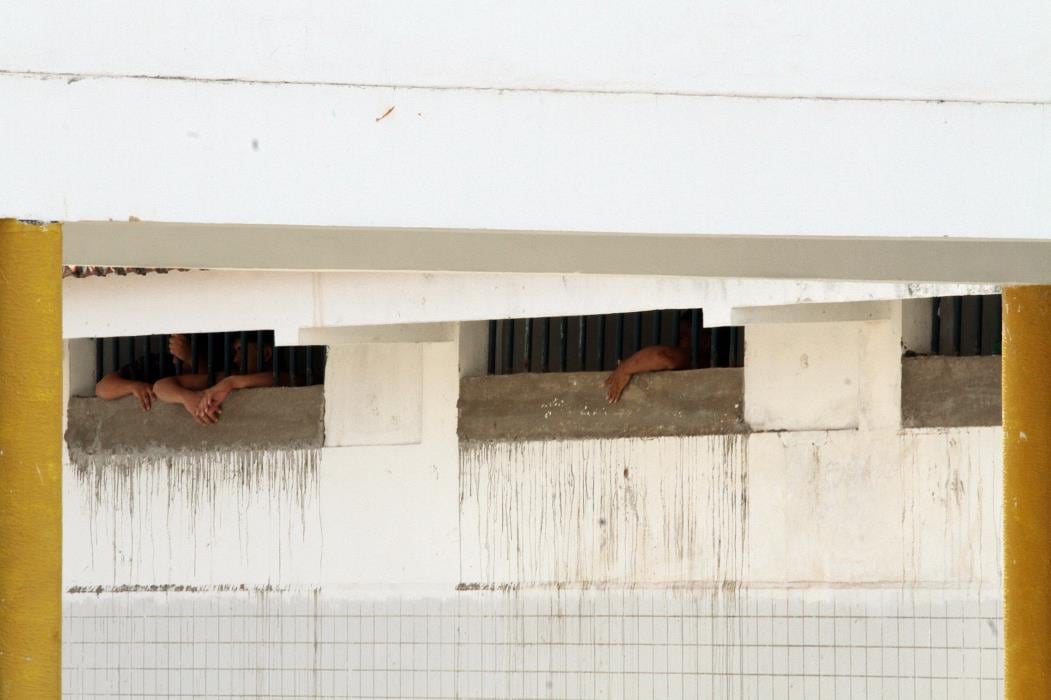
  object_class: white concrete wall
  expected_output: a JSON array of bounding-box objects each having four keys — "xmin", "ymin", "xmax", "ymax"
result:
[
  {"xmin": 5, "ymin": 1, "xmax": 1046, "ymax": 100},
  {"xmin": 64, "ymin": 340, "xmax": 461, "ymax": 588},
  {"xmin": 61, "ymin": 285, "xmax": 1004, "ymax": 695},
  {"xmin": 66, "ymin": 303, "xmax": 997, "ymax": 589},
  {"xmin": 5, "ymin": 73, "xmax": 1048, "ymax": 240},
  {"xmin": 459, "ymin": 429, "xmax": 1000, "ymax": 588},
  {"xmin": 61, "ymin": 268, "xmax": 990, "ymax": 342}
]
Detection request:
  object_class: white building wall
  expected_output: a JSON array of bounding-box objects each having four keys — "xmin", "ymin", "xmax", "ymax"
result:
[
  {"xmin": 5, "ymin": 1, "xmax": 1047, "ymax": 101},
  {"xmin": 62, "ymin": 299, "xmax": 1003, "ymax": 696},
  {"xmin": 6, "ymin": 74, "xmax": 1049, "ymax": 240}
]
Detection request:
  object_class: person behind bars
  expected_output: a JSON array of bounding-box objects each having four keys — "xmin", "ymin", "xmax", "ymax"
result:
[
  {"xmin": 94, "ymin": 333, "xmax": 202, "ymax": 411},
  {"xmin": 152, "ymin": 333, "xmax": 277, "ymax": 426},
  {"xmin": 602, "ymin": 312, "xmax": 711, "ymax": 403}
]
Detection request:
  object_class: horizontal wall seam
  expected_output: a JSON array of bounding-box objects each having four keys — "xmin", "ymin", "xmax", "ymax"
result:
[{"xmin": 3, "ymin": 68, "xmax": 1049, "ymax": 107}]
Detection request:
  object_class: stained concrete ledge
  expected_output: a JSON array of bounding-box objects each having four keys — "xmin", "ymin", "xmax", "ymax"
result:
[
  {"xmin": 901, "ymin": 355, "xmax": 1001, "ymax": 428},
  {"xmin": 459, "ymin": 369, "xmax": 745, "ymax": 441},
  {"xmin": 66, "ymin": 385, "xmax": 325, "ymax": 459}
]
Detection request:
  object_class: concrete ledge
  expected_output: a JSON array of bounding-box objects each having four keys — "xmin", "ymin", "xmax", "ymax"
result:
[
  {"xmin": 901, "ymin": 355, "xmax": 1001, "ymax": 428},
  {"xmin": 65, "ymin": 386, "xmax": 325, "ymax": 459},
  {"xmin": 459, "ymin": 369, "xmax": 745, "ymax": 441}
]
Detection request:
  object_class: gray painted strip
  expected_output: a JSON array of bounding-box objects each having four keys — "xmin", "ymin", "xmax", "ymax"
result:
[
  {"xmin": 901, "ymin": 355, "xmax": 1001, "ymax": 428},
  {"xmin": 67, "ymin": 221, "xmax": 1051, "ymax": 284},
  {"xmin": 458, "ymin": 369, "xmax": 746, "ymax": 441},
  {"xmin": 65, "ymin": 385, "xmax": 325, "ymax": 459}
]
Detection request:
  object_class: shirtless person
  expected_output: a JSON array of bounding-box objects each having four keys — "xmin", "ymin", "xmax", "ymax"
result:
[
  {"xmin": 603, "ymin": 313, "xmax": 711, "ymax": 403},
  {"xmin": 94, "ymin": 333, "xmax": 197, "ymax": 411},
  {"xmin": 152, "ymin": 334, "xmax": 275, "ymax": 426}
]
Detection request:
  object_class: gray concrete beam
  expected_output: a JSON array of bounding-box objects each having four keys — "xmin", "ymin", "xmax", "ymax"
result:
[
  {"xmin": 901, "ymin": 355, "xmax": 1001, "ymax": 428},
  {"xmin": 459, "ymin": 369, "xmax": 745, "ymax": 441},
  {"xmin": 66, "ymin": 221, "xmax": 1051, "ymax": 285},
  {"xmin": 65, "ymin": 386, "xmax": 325, "ymax": 460}
]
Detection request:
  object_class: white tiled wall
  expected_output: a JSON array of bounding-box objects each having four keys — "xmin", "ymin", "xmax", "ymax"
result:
[{"xmin": 63, "ymin": 586, "xmax": 1002, "ymax": 699}]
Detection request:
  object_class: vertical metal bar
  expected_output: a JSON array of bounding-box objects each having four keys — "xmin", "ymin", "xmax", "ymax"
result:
[
  {"xmin": 95, "ymin": 338, "xmax": 103, "ymax": 382},
  {"xmin": 207, "ymin": 334, "xmax": 216, "ymax": 386},
  {"xmin": 577, "ymin": 316, "xmax": 587, "ymax": 371},
  {"xmin": 993, "ymin": 295, "xmax": 1004, "ymax": 354},
  {"xmin": 523, "ymin": 318, "xmax": 533, "ymax": 372},
  {"xmin": 729, "ymin": 327, "xmax": 740, "ymax": 368},
  {"xmin": 288, "ymin": 347, "xmax": 297, "ymax": 386},
  {"xmin": 930, "ymin": 298, "xmax": 942, "ymax": 355},
  {"xmin": 223, "ymin": 332, "xmax": 231, "ymax": 379},
  {"xmin": 111, "ymin": 336, "xmax": 120, "ymax": 373},
  {"xmin": 952, "ymin": 295, "xmax": 964, "ymax": 356},
  {"xmin": 737, "ymin": 328, "xmax": 745, "ymax": 366},
  {"xmin": 558, "ymin": 317, "xmax": 567, "ymax": 371},
  {"xmin": 240, "ymin": 331, "xmax": 248, "ymax": 373},
  {"xmin": 487, "ymin": 320, "xmax": 497, "ymax": 375},
  {"xmin": 272, "ymin": 344, "xmax": 279, "ymax": 384},
  {"xmin": 652, "ymin": 311, "xmax": 662, "ymax": 346},
  {"xmin": 143, "ymin": 335, "xmax": 152, "ymax": 382},
  {"xmin": 710, "ymin": 327, "xmax": 720, "ymax": 369},
  {"xmin": 975, "ymin": 295, "xmax": 985, "ymax": 356},
  {"xmin": 190, "ymin": 334, "xmax": 198, "ymax": 374},
  {"xmin": 160, "ymin": 334, "xmax": 169, "ymax": 378},
  {"xmin": 305, "ymin": 346, "xmax": 314, "ymax": 385},
  {"xmin": 690, "ymin": 310, "xmax": 700, "ymax": 369},
  {"xmin": 614, "ymin": 314, "xmax": 625, "ymax": 364},
  {"xmin": 503, "ymin": 320, "xmax": 515, "ymax": 374},
  {"xmin": 540, "ymin": 318, "xmax": 550, "ymax": 372},
  {"xmin": 633, "ymin": 312, "xmax": 643, "ymax": 353},
  {"xmin": 256, "ymin": 331, "xmax": 264, "ymax": 374},
  {"xmin": 596, "ymin": 315, "xmax": 607, "ymax": 371}
]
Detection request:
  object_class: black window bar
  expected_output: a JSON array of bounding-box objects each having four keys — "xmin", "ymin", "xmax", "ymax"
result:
[
  {"xmin": 486, "ymin": 309, "xmax": 745, "ymax": 375},
  {"xmin": 928, "ymin": 294, "xmax": 1002, "ymax": 357},
  {"xmin": 92, "ymin": 331, "xmax": 327, "ymax": 387}
]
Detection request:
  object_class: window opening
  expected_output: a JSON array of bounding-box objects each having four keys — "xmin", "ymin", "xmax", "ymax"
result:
[
  {"xmin": 485, "ymin": 309, "xmax": 744, "ymax": 375},
  {"xmin": 928, "ymin": 294, "xmax": 1001, "ymax": 357},
  {"xmin": 92, "ymin": 331, "xmax": 327, "ymax": 387}
]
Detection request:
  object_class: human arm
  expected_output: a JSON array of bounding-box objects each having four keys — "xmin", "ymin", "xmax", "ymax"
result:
[
  {"xmin": 95, "ymin": 372, "xmax": 156, "ymax": 411},
  {"xmin": 602, "ymin": 345, "xmax": 689, "ymax": 403},
  {"xmin": 153, "ymin": 374, "xmax": 215, "ymax": 425},
  {"xmin": 194, "ymin": 372, "xmax": 276, "ymax": 423}
]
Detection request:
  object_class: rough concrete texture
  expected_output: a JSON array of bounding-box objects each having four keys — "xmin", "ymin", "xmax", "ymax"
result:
[
  {"xmin": 458, "ymin": 369, "xmax": 745, "ymax": 441},
  {"xmin": 901, "ymin": 355, "xmax": 1001, "ymax": 428},
  {"xmin": 66, "ymin": 385, "xmax": 325, "ymax": 459}
]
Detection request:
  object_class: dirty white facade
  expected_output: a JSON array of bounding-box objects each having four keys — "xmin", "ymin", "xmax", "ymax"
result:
[
  {"xmin": 57, "ymin": 272, "xmax": 1004, "ymax": 698},
  {"xmin": 5, "ymin": 0, "xmax": 1050, "ymax": 698}
]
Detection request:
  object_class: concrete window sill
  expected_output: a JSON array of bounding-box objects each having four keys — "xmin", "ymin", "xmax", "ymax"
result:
[
  {"xmin": 901, "ymin": 355, "xmax": 1000, "ymax": 428},
  {"xmin": 458, "ymin": 368, "xmax": 745, "ymax": 441},
  {"xmin": 65, "ymin": 385, "xmax": 325, "ymax": 461}
]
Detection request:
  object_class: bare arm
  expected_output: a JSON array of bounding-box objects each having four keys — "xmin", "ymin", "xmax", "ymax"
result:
[
  {"xmin": 603, "ymin": 345, "xmax": 689, "ymax": 403},
  {"xmin": 194, "ymin": 372, "xmax": 276, "ymax": 423},
  {"xmin": 153, "ymin": 375, "xmax": 213, "ymax": 425},
  {"xmin": 95, "ymin": 372, "xmax": 156, "ymax": 411}
]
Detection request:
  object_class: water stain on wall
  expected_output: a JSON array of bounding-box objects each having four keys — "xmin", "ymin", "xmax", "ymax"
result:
[
  {"xmin": 68, "ymin": 449, "xmax": 321, "ymax": 582},
  {"xmin": 458, "ymin": 435, "xmax": 748, "ymax": 588}
]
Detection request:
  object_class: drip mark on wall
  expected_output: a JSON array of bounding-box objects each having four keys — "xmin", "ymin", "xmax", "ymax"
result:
[
  {"xmin": 68, "ymin": 449, "xmax": 321, "ymax": 582},
  {"xmin": 458, "ymin": 435, "xmax": 748, "ymax": 588}
]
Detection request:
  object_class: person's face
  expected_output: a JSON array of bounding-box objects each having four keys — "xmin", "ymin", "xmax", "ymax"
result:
[{"xmin": 232, "ymin": 339, "xmax": 257, "ymax": 373}]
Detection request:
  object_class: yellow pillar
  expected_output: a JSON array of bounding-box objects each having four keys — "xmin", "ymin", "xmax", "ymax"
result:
[
  {"xmin": 1003, "ymin": 286, "xmax": 1051, "ymax": 697},
  {"xmin": 0, "ymin": 219, "xmax": 62, "ymax": 698}
]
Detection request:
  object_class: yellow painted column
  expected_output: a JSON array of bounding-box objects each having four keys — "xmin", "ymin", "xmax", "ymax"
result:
[
  {"xmin": 0, "ymin": 219, "xmax": 62, "ymax": 698},
  {"xmin": 1003, "ymin": 286, "xmax": 1051, "ymax": 697}
]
